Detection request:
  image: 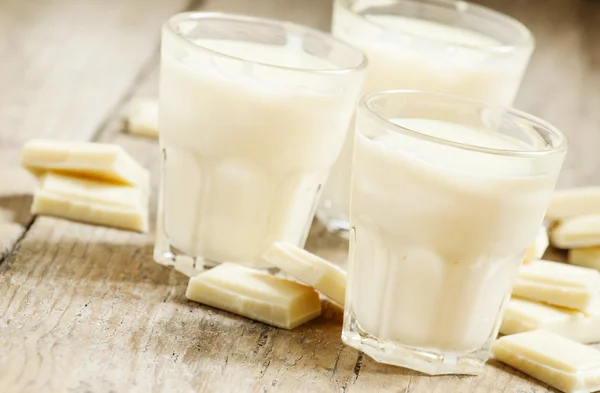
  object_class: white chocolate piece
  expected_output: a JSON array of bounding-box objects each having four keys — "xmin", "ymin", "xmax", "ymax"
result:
[
  {"xmin": 512, "ymin": 260, "xmax": 600, "ymax": 312},
  {"xmin": 547, "ymin": 187, "xmax": 600, "ymax": 221},
  {"xmin": 523, "ymin": 226, "xmax": 549, "ymax": 264},
  {"xmin": 551, "ymin": 215, "xmax": 600, "ymax": 249},
  {"xmin": 500, "ymin": 297, "xmax": 600, "ymax": 344},
  {"xmin": 126, "ymin": 98, "xmax": 159, "ymax": 138},
  {"xmin": 492, "ymin": 330, "xmax": 600, "ymax": 393},
  {"xmin": 31, "ymin": 172, "xmax": 149, "ymax": 232},
  {"xmin": 21, "ymin": 139, "xmax": 149, "ymax": 188},
  {"xmin": 570, "ymin": 247, "xmax": 600, "ymax": 271},
  {"xmin": 186, "ymin": 263, "xmax": 321, "ymax": 329},
  {"xmin": 262, "ymin": 241, "xmax": 346, "ymax": 306}
]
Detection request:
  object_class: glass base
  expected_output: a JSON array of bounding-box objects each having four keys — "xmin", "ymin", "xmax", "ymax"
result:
[
  {"xmin": 153, "ymin": 239, "xmax": 212, "ymax": 277},
  {"xmin": 154, "ymin": 224, "xmax": 277, "ymax": 275},
  {"xmin": 342, "ymin": 309, "xmax": 489, "ymax": 375}
]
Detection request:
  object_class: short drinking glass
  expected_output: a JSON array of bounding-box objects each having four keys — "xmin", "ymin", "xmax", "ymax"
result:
[
  {"xmin": 317, "ymin": 0, "xmax": 535, "ymax": 235},
  {"xmin": 154, "ymin": 12, "xmax": 366, "ymax": 270},
  {"xmin": 343, "ymin": 90, "xmax": 567, "ymax": 375}
]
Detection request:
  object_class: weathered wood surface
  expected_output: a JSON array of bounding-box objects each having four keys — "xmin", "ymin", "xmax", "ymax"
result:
[
  {"xmin": 0, "ymin": 0, "xmax": 191, "ymax": 259},
  {"xmin": 0, "ymin": 0, "xmax": 599, "ymax": 392}
]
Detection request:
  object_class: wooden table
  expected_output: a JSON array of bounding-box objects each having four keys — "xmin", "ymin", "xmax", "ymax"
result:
[{"xmin": 1, "ymin": 0, "xmax": 598, "ymax": 391}]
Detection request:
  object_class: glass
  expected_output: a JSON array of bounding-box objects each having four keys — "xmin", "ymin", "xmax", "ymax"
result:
[
  {"xmin": 154, "ymin": 12, "xmax": 366, "ymax": 271},
  {"xmin": 343, "ymin": 90, "xmax": 567, "ymax": 375},
  {"xmin": 317, "ymin": 0, "xmax": 535, "ymax": 236}
]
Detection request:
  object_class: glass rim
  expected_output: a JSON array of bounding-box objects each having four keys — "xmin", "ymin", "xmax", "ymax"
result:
[
  {"xmin": 359, "ymin": 90, "xmax": 568, "ymax": 158},
  {"xmin": 335, "ymin": 0, "xmax": 534, "ymax": 54},
  {"xmin": 165, "ymin": 11, "xmax": 368, "ymax": 75}
]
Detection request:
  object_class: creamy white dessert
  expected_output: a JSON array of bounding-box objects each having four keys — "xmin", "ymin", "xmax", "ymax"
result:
[
  {"xmin": 157, "ymin": 19, "xmax": 363, "ymax": 267},
  {"xmin": 317, "ymin": 1, "xmax": 533, "ymax": 231},
  {"xmin": 346, "ymin": 117, "xmax": 561, "ymax": 363}
]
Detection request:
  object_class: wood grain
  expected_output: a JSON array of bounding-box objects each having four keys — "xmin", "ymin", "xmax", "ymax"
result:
[
  {"xmin": 1, "ymin": 0, "xmax": 599, "ymax": 392},
  {"xmin": 0, "ymin": 0, "xmax": 191, "ymax": 260}
]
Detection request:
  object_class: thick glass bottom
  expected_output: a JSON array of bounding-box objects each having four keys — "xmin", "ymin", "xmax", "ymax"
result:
[
  {"xmin": 153, "ymin": 222, "xmax": 276, "ymax": 276},
  {"xmin": 342, "ymin": 308, "xmax": 490, "ymax": 376},
  {"xmin": 153, "ymin": 230, "xmax": 212, "ymax": 277}
]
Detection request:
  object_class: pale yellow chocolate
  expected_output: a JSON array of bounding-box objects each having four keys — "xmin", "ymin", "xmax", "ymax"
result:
[
  {"xmin": 126, "ymin": 98, "xmax": 159, "ymax": 138},
  {"xmin": 551, "ymin": 215, "xmax": 600, "ymax": 249},
  {"xmin": 512, "ymin": 260, "xmax": 600, "ymax": 312},
  {"xmin": 547, "ymin": 187, "xmax": 600, "ymax": 221},
  {"xmin": 500, "ymin": 297, "xmax": 600, "ymax": 344},
  {"xmin": 263, "ymin": 241, "xmax": 346, "ymax": 306},
  {"xmin": 31, "ymin": 172, "xmax": 148, "ymax": 232},
  {"xmin": 570, "ymin": 247, "xmax": 600, "ymax": 271},
  {"xmin": 185, "ymin": 263, "xmax": 321, "ymax": 329},
  {"xmin": 21, "ymin": 139, "xmax": 149, "ymax": 188},
  {"xmin": 492, "ymin": 330, "xmax": 600, "ymax": 393},
  {"xmin": 523, "ymin": 226, "xmax": 549, "ymax": 264}
]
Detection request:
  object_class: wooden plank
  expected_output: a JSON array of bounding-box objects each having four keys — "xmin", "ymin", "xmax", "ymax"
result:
[
  {"xmin": 0, "ymin": 0, "xmax": 191, "ymax": 260},
  {"xmin": 1, "ymin": 0, "xmax": 600, "ymax": 392}
]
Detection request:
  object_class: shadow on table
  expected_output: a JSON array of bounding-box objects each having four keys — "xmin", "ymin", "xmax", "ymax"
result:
[
  {"xmin": 0, "ymin": 193, "xmax": 33, "ymax": 227},
  {"xmin": 7, "ymin": 232, "xmax": 188, "ymax": 289},
  {"xmin": 305, "ymin": 218, "xmax": 350, "ymax": 268},
  {"xmin": 0, "ymin": 194, "xmax": 34, "ymax": 260}
]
